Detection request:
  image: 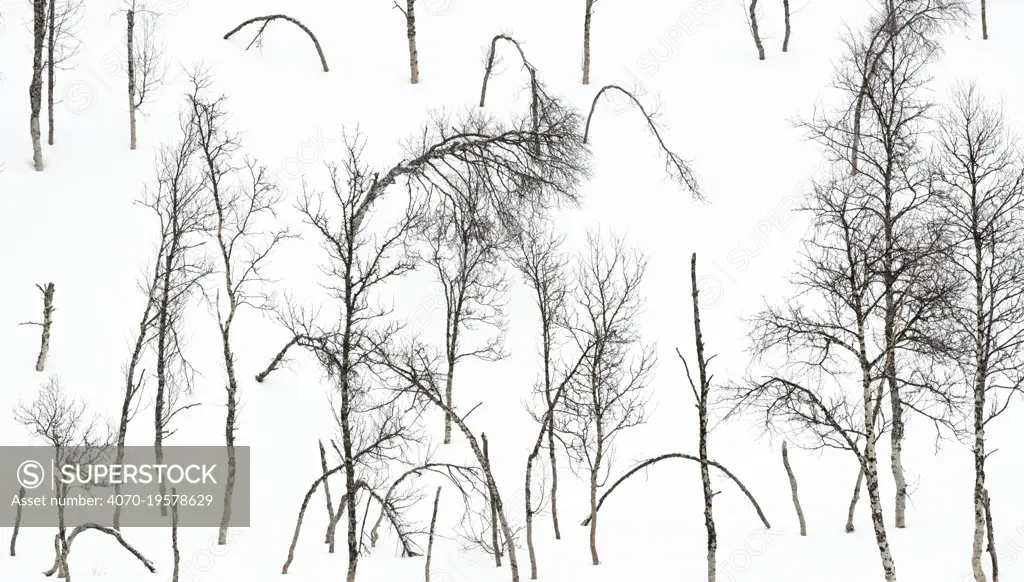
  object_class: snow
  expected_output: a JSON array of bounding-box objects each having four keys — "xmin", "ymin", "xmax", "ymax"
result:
[{"xmin": 2, "ymin": 0, "xmax": 1024, "ymax": 580}]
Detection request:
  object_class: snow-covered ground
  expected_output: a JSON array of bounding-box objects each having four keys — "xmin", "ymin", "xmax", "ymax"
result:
[{"xmin": 2, "ymin": 0, "xmax": 1024, "ymax": 580}]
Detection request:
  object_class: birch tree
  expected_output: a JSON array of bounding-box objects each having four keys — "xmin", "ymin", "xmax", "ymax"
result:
[
  {"xmin": 141, "ymin": 106, "xmax": 211, "ymax": 514},
  {"xmin": 557, "ymin": 230, "xmax": 656, "ymax": 566},
  {"xmin": 394, "ymin": 0, "xmax": 419, "ymax": 83},
  {"xmin": 725, "ymin": 174, "xmax": 899, "ymax": 581},
  {"xmin": 126, "ymin": 1, "xmax": 166, "ymax": 150},
  {"xmin": 803, "ymin": 0, "xmax": 968, "ymax": 527},
  {"xmin": 582, "ymin": 0, "xmax": 596, "ymax": 84},
  {"xmin": 678, "ymin": 253, "xmax": 719, "ymax": 579},
  {"xmin": 933, "ymin": 83, "xmax": 1024, "ymax": 582},
  {"xmin": 187, "ymin": 72, "xmax": 290, "ymax": 545},
  {"xmin": 509, "ymin": 222, "xmax": 572, "ymax": 548},
  {"xmin": 421, "ymin": 164, "xmax": 508, "ymax": 444},
  {"xmin": 14, "ymin": 378, "xmax": 107, "ymax": 578},
  {"xmin": 30, "ymin": 0, "xmax": 46, "ymax": 170},
  {"xmin": 45, "ymin": 0, "xmax": 84, "ymax": 145}
]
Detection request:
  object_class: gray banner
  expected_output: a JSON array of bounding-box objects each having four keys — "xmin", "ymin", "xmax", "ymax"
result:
[{"xmin": 0, "ymin": 446, "xmax": 249, "ymax": 527}]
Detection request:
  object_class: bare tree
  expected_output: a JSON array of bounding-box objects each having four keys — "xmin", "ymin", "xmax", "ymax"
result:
[
  {"xmin": 394, "ymin": 0, "xmax": 419, "ymax": 83},
  {"xmin": 141, "ymin": 106, "xmax": 211, "ymax": 515},
  {"xmin": 845, "ymin": 465, "xmax": 864, "ymax": 532},
  {"xmin": 419, "ymin": 164, "xmax": 508, "ymax": 444},
  {"xmin": 187, "ymin": 71, "xmax": 290, "ymax": 544},
  {"xmin": 112, "ymin": 259, "xmax": 162, "ymax": 530},
  {"xmin": 748, "ymin": 0, "xmax": 766, "ymax": 60},
  {"xmin": 482, "ymin": 434, "xmax": 501, "ymax": 566},
  {"xmin": 724, "ymin": 174, "xmax": 899, "ymax": 581},
  {"xmin": 223, "ymin": 15, "xmax": 329, "ymax": 72},
  {"xmin": 126, "ymin": 1, "xmax": 166, "ymax": 150},
  {"xmin": 781, "ymin": 441, "xmax": 807, "ymax": 535},
  {"xmin": 803, "ymin": 0, "xmax": 968, "ymax": 528},
  {"xmin": 14, "ymin": 378, "xmax": 106, "ymax": 578},
  {"xmin": 30, "ymin": 0, "xmax": 46, "ymax": 170},
  {"xmin": 45, "ymin": 0, "xmax": 84, "ymax": 145},
  {"xmin": 19, "ymin": 282, "xmax": 55, "ymax": 371},
  {"xmin": 293, "ymin": 133, "xmax": 426, "ymax": 582},
  {"xmin": 557, "ymin": 230, "xmax": 656, "ymax": 566},
  {"xmin": 782, "ymin": 0, "xmax": 792, "ymax": 51},
  {"xmin": 510, "ymin": 221, "xmax": 573, "ymax": 549},
  {"xmin": 584, "ymin": 85, "xmax": 702, "ymax": 198},
  {"xmin": 678, "ymin": 253, "xmax": 719, "ymax": 579},
  {"xmin": 378, "ymin": 342, "xmax": 524, "ymax": 581},
  {"xmin": 582, "ymin": 0, "xmax": 596, "ymax": 84},
  {"xmin": 933, "ymin": 83, "xmax": 1024, "ymax": 582}
]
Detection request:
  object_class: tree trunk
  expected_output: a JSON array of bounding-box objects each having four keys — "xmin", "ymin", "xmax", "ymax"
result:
[
  {"xmin": 45, "ymin": 522, "xmax": 156, "ymax": 579},
  {"xmin": 320, "ymin": 440, "xmax": 336, "ymax": 544},
  {"xmin": 30, "ymin": 0, "xmax": 45, "ymax": 171},
  {"xmin": 749, "ymin": 0, "xmax": 766, "ymax": 60},
  {"xmin": 690, "ymin": 253, "xmax": 717, "ymax": 582},
  {"xmin": 980, "ymin": 0, "xmax": 988, "ymax": 40},
  {"xmin": 425, "ymin": 486, "xmax": 441, "ymax": 582},
  {"xmin": 255, "ymin": 335, "xmax": 300, "ymax": 382},
  {"xmin": 443, "ymin": 360, "xmax": 455, "ymax": 444},
  {"xmin": 217, "ymin": 325, "xmax": 239, "ymax": 545},
  {"xmin": 861, "ymin": 365, "xmax": 898, "ymax": 581},
  {"xmin": 127, "ymin": 9, "xmax": 137, "ymax": 150},
  {"xmin": 35, "ymin": 282, "xmax": 55, "ymax": 372},
  {"xmin": 547, "ymin": 413, "xmax": 561, "ymax": 540},
  {"xmin": 10, "ymin": 487, "xmax": 25, "ymax": 556},
  {"xmin": 972, "ymin": 364, "xmax": 988, "ymax": 582},
  {"xmin": 846, "ymin": 465, "xmax": 864, "ymax": 532},
  {"xmin": 781, "ymin": 441, "xmax": 806, "ymax": 536},
  {"xmin": 405, "ymin": 0, "xmax": 419, "ymax": 84},
  {"xmin": 47, "ymin": 0, "xmax": 56, "ymax": 146},
  {"xmin": 483, "ymin": 433, "xmax": 501, "ymax": 566},
  {"xmin": 171, "ymin": 488, "xmax": 180, "ymax": 582},
  {"xmin": 588, "ymin": 436, "xmax": 602, "ymax": 565},
  {"xmin": 983, "ymin": 489, "xmax": 998, "ymax": 581},
  {"xmin": 782, "ymin": 0, "xmax": 791, "ymax": 51},
  {"xmin": 582, "ymin": 0, "xmax": 593, "ymax": 84}
]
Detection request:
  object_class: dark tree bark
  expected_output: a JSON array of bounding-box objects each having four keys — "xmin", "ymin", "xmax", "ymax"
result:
[
  {"xmin": 980, "ymin": 0, "xmax": 988, "ymax": 39},
  {"xmin": 483, "ymin": 433, "xmax": 501, "ymax": 567},
  {"xmin": 319, "ymin": 440, "xmax": 336, "ymax": 544},
  {"xmin": 781, "ymin": 441, "xmax": 807, "ymax": 536},
  {"xmin": 223, "ymin": 15, "xmax": 329, "ymax": 72},
  {"xmin": 425, "ymin": 486, "xmax": 441, "ymax": 582},
  {"xmin": 47, "ymin": 0, "xmax": 55, "ymax": 145},
  {"xmin": 582, "ymin": 0, "xmax": 595, "ymax": 84},
  {"xmin": 845, "ymin": 465, "xmax": 864, "ymax": 532},
  {"xmin": 30, "ymin": 0, "xmax": 46, "ymax": 170},
  {"xmin": 171, "ymin": 487, "xmax": 180, "ymax": 582},
  {"xmin": 584, "ymin": 85, "xmax": 702, "ymax": 197},
  {"xmin": 782, "ymin": 0, "xmax": 792, "ymax": 51},
  {"xmin": 983, "ymin": 489, "xmax": 998, "ymax": 581},
  {"xmin": 749, "ymin": 0, "xmax": 766, "ymax": 60},
  {"xmin": 10, "ymin": 487, "xmax": 25, "ymax": 556},
  {"xmin": 679, "ymin": 253, "xmax": 718, "ymax": 581}
]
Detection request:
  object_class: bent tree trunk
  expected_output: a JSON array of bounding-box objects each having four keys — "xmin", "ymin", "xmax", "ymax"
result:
[
  {"xmin": 44, "ymin": 523, "xmax": 156, "ymax": 580},
  {"xmin": 223, "ymin": 15, "xmax": 330, "ymax": 72},
  {"xmin": 10, "ymin": 487, "xmax": 25, "ymax": 556},
  {"xmin": 581, "ymin": 453, "xmax": 771, "ymax": 530},
  {"xmin": 749, "ymin": 0, "xmax": 766, "ymax": 60},
  {"xmin": 846, "ymin": 465, "xmax": 864, "ymax": 533},
  {"xmin": 782, "ymin": 441, "xmax": 807, "ymax": 536}
]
